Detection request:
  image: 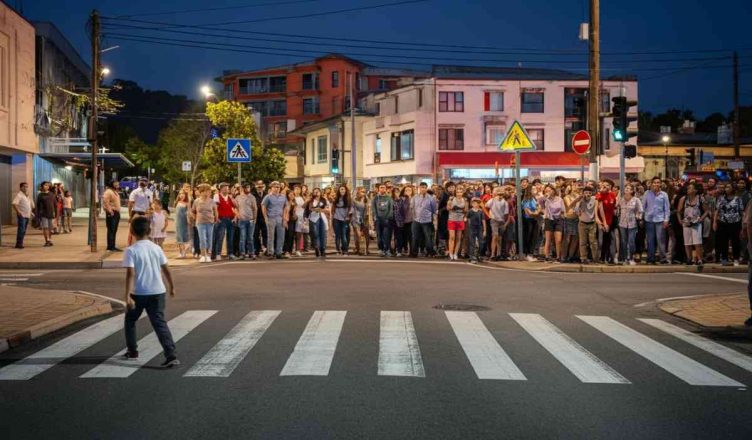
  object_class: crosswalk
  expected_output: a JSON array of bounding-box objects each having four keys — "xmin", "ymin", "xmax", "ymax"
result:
[
  {"xmin": 0, "ymin": 272, "xmax": 44, "ymax": 285},
  {"xmin": 0, "ymin": 310, "xmax": 750, "ymax": 387}
]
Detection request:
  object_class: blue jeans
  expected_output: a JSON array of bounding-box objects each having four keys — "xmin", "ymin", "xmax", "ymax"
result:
[
  {"xmin": 468, "ymin": 228, "xmax": 484, "ymax": 260},
  {"xmin": 374, "ymin": 218, "xmax": 393, "ymax": 253},
  {"xmin": 238, "ymin": 220, "xmax": 256, "ymax": 255},
  {"xmin": 212, "ymin": 217, "xmax": 234, "ymax": 258},
  {"xmin": 197, "ymin": 223, "xmax": 213, "ymax": 251},
  {"xmin": 266, "ymin": 217, "xmax": 285, "ymax": 256},
  {"xmin": 16, "ymin": 215, "xmax": 29, "ymax": 246},
  {"xmin": 646, "ymin": 221, "xmax": 667, "ymax": 263},
  {"xmin": 333, "ymin": 218, "xmax": 350, "ymax": 253},
  {"xmin": 125, "ymin": 293, "xmax": 175, "ymax": 358},
  {"xmin": 619, "ymin": 226, "xmax": 637, "ymax": 261},
  {"xmin": 411, "ymin": 221, "xmax": 435, "ymax": 256},
  {"xmin": 310, "ymin": 218, "xmax": 327, "ymax": 254}
]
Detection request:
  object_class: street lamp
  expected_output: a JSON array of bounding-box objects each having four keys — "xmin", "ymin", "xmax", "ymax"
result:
[
  {"xmin": 662, "ymin": 135, "xmax": 671, "ymax": 178},
  {"xmin": 101, "ymin": 66, "xmax": 110, "ymax": 77},
  {"xmin": 201, "ymin": 85, "xmax": 214, "ymax": 98}
]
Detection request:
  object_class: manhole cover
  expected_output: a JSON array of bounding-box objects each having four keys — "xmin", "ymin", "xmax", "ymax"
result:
[{"xmin": 433, "ymin": 304, "xmax": 490, "ymax": 311}]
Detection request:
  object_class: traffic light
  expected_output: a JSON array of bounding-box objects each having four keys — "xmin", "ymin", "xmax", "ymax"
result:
[
  {"xmin": 686, "ymin": 148, "xmax": 696, "ymax": 167},
  {"xmin": 331, "ymin": 148, "xmax": 340, "ymax": 174},
  {"xmin": 611, "ymin": 97, "xmax": 638, "ymax": 142},
  {"xmin": 624, "ymin": 144, "xmax": 637, "ymax": 158}
]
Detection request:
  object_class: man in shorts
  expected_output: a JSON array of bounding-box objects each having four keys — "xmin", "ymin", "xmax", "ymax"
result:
[
  {"xmin": 35, "ymin": 181, "xmax": 57, "ymax": 247},
  {"xmin": 485, "ymin": 187, "xmax": 510, "ymax": 261}
]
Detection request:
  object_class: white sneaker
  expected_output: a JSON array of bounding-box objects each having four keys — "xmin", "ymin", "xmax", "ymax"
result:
[
  {"xmin": 734, "ymin": 260, "xmax": 740, "ymax": 267},
  {"xmin": 526, "ymin": 255, "xmax": 535, "ymax": 262},
  {"xmin": 199, "ymin": 256, "xmax": 206, "ymax": 263},
  {"xmin": 629, "ymin": 260, "xmax": 637, "ymax": 266},
  {"xmin": 215, "ymin": 255, "xmax": 222, "ymax": 261},
  {"xmin": 295, "ymin": 251, "xmax": 302, "ymax": 257}
]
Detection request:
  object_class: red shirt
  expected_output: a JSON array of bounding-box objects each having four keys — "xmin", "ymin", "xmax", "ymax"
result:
[
  {"xmin": 216, "ymin": 194, "xmax": 235, "ymax": 219},
  {"xmin": 596, "ymin": 191, "xmax": 617, "ymax": 225},
  {"xmin": 481, "ymin": 193, "xmax": 492, "ymax": 219}
]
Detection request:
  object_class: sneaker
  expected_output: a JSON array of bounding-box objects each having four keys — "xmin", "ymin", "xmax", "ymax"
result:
[
  {"xmin": 385, "ymin": 251, "xmax": 392, "ymax": 258},
  {"xmin": 526, "ymin": 255, "xmax": 535, "ymax": 262},
  {"xmin": 744, "ymin": 316, "xmax": 752, "ymax": 327},
  {"xmin": 215, "ymin": 255, "xmax": 222, "ymax": 261},
  {"xmin": 396, "ymin": 252, "xmax": 402, "ymax": 257},
  {"xmin": 229, "ymin": 255, "xmax": 237, "ymax": 261},
  {"xmin": 629, "ymin": 260, "xmax": 637, "ymax": 266},
  {"xmin": 123, "ymin": 351, "xmax": 139, "ymax": 360},
  {"xmin": 160, "ymin": 356, "xmax": 180, "ymax": 369},
  {"xmin": 239, "ymin": 255, "xmax": 246, "ymax": 261},
  {"xmin": 251, "ymin": 255, "xmax": 257, "ymax": 261},
  {"xmin": 295, "ymin": 251, "xmax": 302, "ymax": 257},
  {"xmin": 379, "ymin": 251, "xmax": 386, "ymax": 257},
  {"xmin": 733, "ymin": 260, "xmax": 740, "ymax": 267}
]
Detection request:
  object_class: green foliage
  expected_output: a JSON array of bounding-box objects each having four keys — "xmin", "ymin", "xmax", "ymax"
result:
[
  {"xmin": 125, "ymin": 137, "xmax": 161, "ymax": 176},
  {"xmin": 202, "ymin": 100, "xmax": 286, "ymax": 184},
  {"xmin": 156, "ymin": 118, "xmax": 211, "ymax": 185}
]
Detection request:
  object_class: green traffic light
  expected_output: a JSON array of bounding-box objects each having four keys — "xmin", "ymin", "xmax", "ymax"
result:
[{"xmin": 613, "ymin": 130, "xmax": 625, "ymax": 141}]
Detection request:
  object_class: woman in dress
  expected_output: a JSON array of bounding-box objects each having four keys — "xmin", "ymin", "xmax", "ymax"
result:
[
  {"xmin": 352, "ymin": 187, "xmax": 370, "ymax": 256},
  {"xmin": 174, "ymin": 191, "xmax": 191, "ymax": 258},
  {"xmin": 677, "ymin": 181, "xmax": 707, "ymax": 266},
  {"xmin": 446, "ymin": 186, "xmax": 467, "ymax": 261}
]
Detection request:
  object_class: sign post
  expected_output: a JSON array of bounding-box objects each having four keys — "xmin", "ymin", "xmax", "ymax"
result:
[
  {"xmin": 499, "ymin": 120, "xmax": 537, "ymax": 259},
  {"xmin": 181, "ymin": 161, "xmax": 192, "ymax": 184},
  {"xmin": 226, "ymin": 138, "xmax": 252, "ymax": 186},
  {"xmin": 571, "ymin": 130, "xmax": 592, "ymax": 184}
]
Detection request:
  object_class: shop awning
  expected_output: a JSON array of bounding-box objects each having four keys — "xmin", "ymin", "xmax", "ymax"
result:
[
  {"xmin": 437, "ymin": 151, "xmax": 584, "ymax": 168},
  {"xmin": 39, "ymin": 152, "xmax": 135, "ymax": 168}
]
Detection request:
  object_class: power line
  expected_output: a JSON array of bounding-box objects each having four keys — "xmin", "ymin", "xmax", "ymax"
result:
[{"xmin": 113, "ymin": 0, "xmax": 320, "ymax": 18}]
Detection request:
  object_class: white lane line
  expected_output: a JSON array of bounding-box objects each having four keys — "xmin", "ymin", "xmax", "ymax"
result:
[
  {"xmin": 184, "ymin": 310, "xmax": 280, "ymax": 378},
  {"xmin": 378, "ymin": 311, "xmax": 425, "ymax": 377},
  {"xmin": 81, "ymin": 310, "xmax": 217, "ymax": 378},
  {"xmin": 0, "ymin": 314, "xmax": 143, "ymax": 381},
  {"xmin": 0, "ymin": 273, "xmax": 43, "ymax": 277},
  {"xmin": 0, "ymin": 278, "xmax": 29, "ymax": 282},
  {"xmin": 677, "ymin": 273, "xmax": 747, "ymax": 284},
  {"xmin": 510, "ymin": 313, "xmax": 629, "ymax": 384},
  {"xmin": 578, "ymin": 316, "xmax": 743, "ymax": 387},
  {"xmin": 280, "ymin": 311, "xmax": 346, "ymax": 376},
  {"xmin": 445, "ymin": 311, "xmax": 526, "ymax": 381},
  {"xmin": 638, "ymin": 318, "xmax": 752, "ymax": 375}
]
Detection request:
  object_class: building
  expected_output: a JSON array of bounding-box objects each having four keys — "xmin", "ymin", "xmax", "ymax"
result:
[
  {"xmin": 359, "ymin": 65, "xmax": 642, "ymax": 185},
  {"xmin": 0, "ymin": 2, "xmax": 36, "ymax": 225}
]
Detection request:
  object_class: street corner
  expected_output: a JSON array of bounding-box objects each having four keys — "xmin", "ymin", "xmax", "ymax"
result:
[{"xmin": 658, "ymin": 292, "xmax": 752, "ymax": 336}]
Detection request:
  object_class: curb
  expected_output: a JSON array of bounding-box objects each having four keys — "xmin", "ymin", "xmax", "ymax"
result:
[
  {"xmin": 0, "ymin": 261, "xmax": 103, "ymax": 270},
  {"xmin": 657, "ymin": 292, "xmax": 752, "ymax": 336},
  {"xmin": 0, "ymin": 298, "xmax": 113, "ymax": 354},
  {"xmin": 489, "ymin": 262, "xmax": 748, "ymax": 274}
]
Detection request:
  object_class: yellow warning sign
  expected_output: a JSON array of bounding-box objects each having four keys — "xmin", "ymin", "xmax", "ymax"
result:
[{"xmin": 499, "ymin": 120, "xmax": 537, "ymax": 151}]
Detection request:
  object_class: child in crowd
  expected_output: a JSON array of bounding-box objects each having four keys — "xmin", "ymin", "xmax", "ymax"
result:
[
  {"xmin": 466, "ymin": 198, "xmax": 486, "ymax": 264},
  {"xmin": 62, "ymin": 191, "xmax": 73, "ymax": 233},
  {"xmin": 149, "ymin": 199, "xmax": 168, "ymax": 248}
]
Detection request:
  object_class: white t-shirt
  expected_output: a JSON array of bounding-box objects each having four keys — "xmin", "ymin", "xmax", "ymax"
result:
[
  {"xmin": 129, "ymin": 187, "xmax": 152, "ymax": 213},
  {"xmin": 123, "ymin": 240, "xmax": 168, "ymax": 295},
  {"xmin": 485, "ymin": 198, "xmax": 509, "ymax": 221},
  {"xmin": 12, "ymin": 191, "xmax": 34, "ymax": 218}
]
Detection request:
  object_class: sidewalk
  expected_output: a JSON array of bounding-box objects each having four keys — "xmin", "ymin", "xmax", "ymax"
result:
[
  {"xmin": 487, "ymin": 260, "xmax": 748, "ymax": 274},
  {"xmin": 659, "ymin": 293, "xmax": 751, "ymax": 334},
  {"xmin": 0, "ymin": 286, "xmax": 116, "ymax": 353}
]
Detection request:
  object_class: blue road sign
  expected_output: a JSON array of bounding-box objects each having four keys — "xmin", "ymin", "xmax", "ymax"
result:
[{"xmin": 227, "ymin": 138, "xmax": 252, "ymax": 163}]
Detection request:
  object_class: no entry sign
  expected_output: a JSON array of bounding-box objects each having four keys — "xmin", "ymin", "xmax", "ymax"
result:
[{"xmin": 572, "ymin": 130, "xmax": 591, "ymax": 155}]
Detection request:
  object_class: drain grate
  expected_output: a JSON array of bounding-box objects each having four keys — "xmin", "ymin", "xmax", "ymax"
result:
[{"xmin": 433, "ymin": 304, "xmax": 490, "ymax": 311}]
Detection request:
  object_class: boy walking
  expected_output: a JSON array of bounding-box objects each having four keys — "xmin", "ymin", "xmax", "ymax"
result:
[{"xmin": 123, "ymin": 216, "xmax": 179, "ymax": 368}]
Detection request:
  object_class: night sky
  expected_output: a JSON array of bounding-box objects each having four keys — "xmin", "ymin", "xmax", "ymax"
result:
[{"xmin": 18, "ymin": 0, "xmax": 752, "ymax": 116}]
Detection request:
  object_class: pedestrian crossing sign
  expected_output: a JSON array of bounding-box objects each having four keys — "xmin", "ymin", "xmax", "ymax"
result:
[
  {"xmin": 227, "ymin": 138, "xmax": 252, "ymax": 163},
  {"xmin": 499, "ymin": 121, "xmax": 536, "ymax": 151}
]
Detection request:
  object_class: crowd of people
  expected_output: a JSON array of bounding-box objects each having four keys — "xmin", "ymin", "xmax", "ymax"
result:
[{"xmin": 11, "ymin": 181, "xmax": 73, "ymax": 248}]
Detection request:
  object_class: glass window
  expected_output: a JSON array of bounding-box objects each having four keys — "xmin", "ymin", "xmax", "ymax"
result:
[
  {"xmin": 600, "ymin": 90, "xmax": 611, "ymax": 113},
  {"xmin": 521, "ymin": 91, "xmax": 545, "ymax": 113},
  {"xmin": 269, "ymin": 76, "xmax": 286, "ymax": 93},
  {"xmin": 489, "ymin": 92, "xmax": 504, "ymax": 111},
  {"xmin": 374, "ymin": 135, "xmax": 382, "ymax": 163},
  {"xmin": 302, "ymin": 73, "xmax": 319, "ymax": 90},
  {"xmin": 391, "ymin": 133, "xmax": 400, "ymax": 162},
  {"xmin": 303, "ymin": 97, "xmax": 320, "ymax": 115},
  {"xmin": 400, "ymin": 130, "xmax": 414, "ymax": 160},
  {"xmin": 439, "ymin": 128, "xmax": 464, "ymax": 150},
  {"xmin": 378, "ymin": 79, "xmax": 388, "ymax": 90},
  {"xmin": 331, "ymin": 71, "xmax": 339, "ymax": 88},
  {"xmin": 317, "ymin": 136, "xmax": 327, "ymax": 163},
  {"xmin": 270, "ymin": 100, "xmax": 287, "ymax": 116},
  {"xmin": 527, "ymin": 129, "xmax": 545, "ymax": 149},
  {"xmin": 439, "ymin": 92, "xmax": 464, "ymax": 112},
  {"xmin": 486, "ymin": 125, "xmax": 505, "ymax": 145}
]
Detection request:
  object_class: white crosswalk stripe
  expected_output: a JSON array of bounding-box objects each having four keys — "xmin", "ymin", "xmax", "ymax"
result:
[
  {"xmin": 638, "ymin": 318, "xmax": 752, "ymax": 374},
  {"xmin": 510, "ymin": 313, "xmax": 629, "ymax": 384},
  {"xmin": 445, "ymin": 311, "xmax": 526, "ymax": 381},
  {"xmin": 0, "ymin": 314, "xmax": 144, "ymax": 381},
  {"xmin": 578, "ymin": 316, "xmax": 744, "ymax": 387},
  {"xmin": 280, "ymin": 311, "xmax": 347, "ymax": 376},
  {"xmin": 81, "ymin": 311, "xmax": 217, "ymax": 378},
  {"xmin": 184, "ymin": 310, "xmax": 280, "ymax": 377},
  {"xmin": 378, "ymin": 311, "xmax": 425, "ymax": 377}
]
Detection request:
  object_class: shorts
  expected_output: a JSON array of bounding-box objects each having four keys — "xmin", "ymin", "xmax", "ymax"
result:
[
  {"xmin": 63, "ymin": 208, "xmax": 72, "ymax": 218},
  {"xmin": 564, "ymin": 218, "xmax": 578, "ymax": 236},
  {"xmin": 39, "ymin": 217, "xmax": 54, "ymax": 229},
  {"xmin": 490, "ymin": 219, "xmax": 506, "ymax": 237},
  {"xmin": 544, "ymin": 218, "xmax": 564, "ymax": 232},
  {"xmin": 682, "ymin": 223, "xmax": 703, "ymax": 246},
  {"xmin": 448, "ymin": 220, "xmax": 465, "ymax": 231}
]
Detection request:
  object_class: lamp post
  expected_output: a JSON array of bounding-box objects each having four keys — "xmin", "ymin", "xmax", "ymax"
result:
[{"xmin": 662, "ymin": 135, "xmax": 671, "ymax": 179}]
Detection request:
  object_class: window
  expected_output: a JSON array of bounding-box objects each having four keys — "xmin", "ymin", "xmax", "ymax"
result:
[
  {"xmin": 439, "ymin": 128, "xmax": 464, "ymax": 150},
  {"xmin": 418, "ymin": 89, "xmax": 423, "ymax": 108},
  {"xmin": 486, "ymin": 125, "xmax": 505, "ymax": 146},
  {"xmin": 316, "ymin": 136, "xmax": 328, "ymax": 163},
  {"xmin": 247, "ymin": 101, "xmax": 268, "ymax": 116},
  {"xmin": 378, "ymin": 79, "xmax": 388, "ymax": 90},
  {"xmin": 564, "ymin": 88, "xmax": 587, "ymax": 118},
  {"xmin": 527, "ymin": 129, "xmax": 545, "ymax": 149},
  {"xmin": 224, "ymin": 83, "xmax": 234, "ymax": 101},
  {"xmin": 390, "ymin": 130, "xmax": 415, "ymax": 161},
  {"xmin": 271, "ymin": 121, "xmax": 287, "ymax": 138},
  {"xmin": 355, "ymin": 72, "xmax": 361, "ymax": 90},
  {"xmin": 269, "ymin": 76, "xmax": 286, "ymax": 93},
  {"xmin": 600, "ymin": 90, "xmax": 611, "ymax": 113},
  {"xmin": 374, "ymin": 135, "xmax": 382, "ymax": 163},
  {"xmin": 394, "ymin": 95, "xmax": 399, "ymax": 113},
  {"xmin": 375, "ymin": 102, "xmax": 381, "ymax": 115},
  {"xmin": 240, "ymin": 78, "xmax": 268, "ymax": 94},
  {"xmin": 439, "ymin": 92, "xmax": 464, "ymax": 112},
  {"xmin": 484, "ymin": 91, "xmax": 504, "ymax": 111},
  {"xmin": 331, "ymin": 71, "xmax": 339, "ymax": 88},
  {"xmin": 270, "ymin": 100, "xmax": 287, "ymax": 116},
  {"xmin": 303, "ymin": 97, "xmax": 320, "ymax": 115},
  {"xmin": 521, "ymin": 91, "xmax": 545, "ymax": 113},
  {"xmin": 302, "ymin": 73, "xmax": 319, "ymax": 90}
]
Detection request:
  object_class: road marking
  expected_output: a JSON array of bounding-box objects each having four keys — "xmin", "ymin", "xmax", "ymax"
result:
[
  {"xmin": 0, "ymin": 314, "xmax": 143, "ymax": 381},
  {"xmin": 578, "ymin": 316, "xmax": 743, "ymax": 387},
  {"xmin": 0, "ymin": 273, "xmax": 43, "ymax": 277},
  {"xmin": 75, "ymin": 290, "xmax": 126, "ymax": 307},
  {"xmin": 184, "ymin": 310, "xmax": 280, "ymax": 378},
  {"xmin": 677, "ymin": 273, "xmax": 747, "ymax": 284},
  {"xmin": 510, "ymin": 313, "xmax": 629, "ymax": 384},
  {"xmin": 81, "ymin": 310, "xmax": 217, "ymax": 378},
  {"xmin": 280, "ymin": 311, "xmax": 346, "ymax": 376},
  {"xmin": 445, "ymin": 311, "xmax": 526, "ymax": 381},
  {"xmin": 638, "ymin": 319, "xmax": 752, "ymax": 375},
  {"xmin": 378, "ymin": 311, "xmax": 425, "ymax": 377},
  {"xmin": 0, "ymin": 278, "xmax": 29, "ymax": 282}
]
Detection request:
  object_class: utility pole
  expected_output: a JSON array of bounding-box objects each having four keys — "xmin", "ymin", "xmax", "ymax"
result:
[
  {"xmin": 733, "ymin": 50, "xmax": 740, "ymax": 159},
  {"xmin": 588, "ymin": 0, "xmax": 600, "ymax": 181},
  {"xmin": 88, "ymin": 10, "xmax": 100, "ymax": 252},
  {"xmin": 350, "ymin": 71, "xmax": 357, "ymax": 192}
]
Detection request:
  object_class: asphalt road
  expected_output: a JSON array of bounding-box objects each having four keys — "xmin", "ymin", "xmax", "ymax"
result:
[{"xmin": 1, "ymin": 261, "xmax": 751, "ymax": 439}]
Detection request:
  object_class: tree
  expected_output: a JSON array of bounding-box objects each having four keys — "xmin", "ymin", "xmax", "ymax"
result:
[
  {"xmin": 125, "ymin": 137, "xmax": 161, "ymax": 178},
  {"xmin": 202, "ymin": 100, "xmax": 286, "ymax": 184},
  {"xmin": 652, "ymin": 109, "xmax": 685, "ymax": 132},
  {"xmin": 696, "ymin": 112, "xmax": 726, "ymax": 133},
  {"xmin": 156, "ymin": 117, "xmax": 212, "ymax": 185}
]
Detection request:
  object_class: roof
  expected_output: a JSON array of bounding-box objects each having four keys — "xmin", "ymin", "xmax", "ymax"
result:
[
  {"xmin": 39, "ymin": 152, "xmax": 135, "ymax": 168},
  {"xmin": 431, "ymin": 65, "xmax": 588, "ymax": 81},
  {"xmin": 33, "ymin": 21, "xmax": 91, "ymax": 83},
  {"xmin": 288, "ymin": 109, "xmax": 375, "ymax": 135},
  {"xmin": 362, "ymin": 67, "xmax": 430, "ymax": 77},
  {"xmin": 220, "ymin": 53, "xmax": 370, "ymax": 81}
]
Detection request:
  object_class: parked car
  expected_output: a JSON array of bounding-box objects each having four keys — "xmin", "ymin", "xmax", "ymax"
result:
[{"xmin": 119, "ymin": 176, "xmax": 143, "ymax": 193}]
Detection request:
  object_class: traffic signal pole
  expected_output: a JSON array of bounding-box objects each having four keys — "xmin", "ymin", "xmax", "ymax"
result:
[{"xmin": 588, "ymin": 0, "xmax": 600, "ymax": 181}]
